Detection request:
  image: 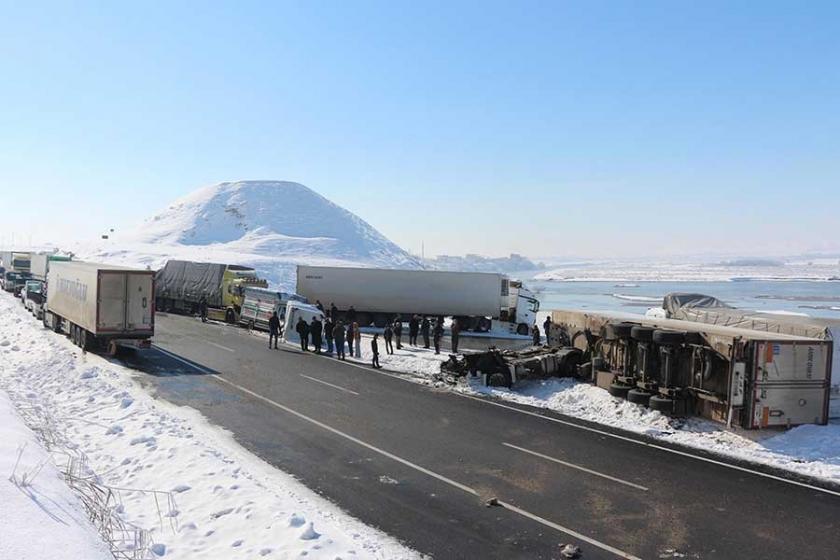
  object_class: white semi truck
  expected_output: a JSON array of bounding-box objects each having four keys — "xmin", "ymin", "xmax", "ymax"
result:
[
  {"xmin": 296, "ymin": 265, "xmax": 539, "ymax": 335},
  {"xmin": 44, "ymin": 261, "xmax": 155, "ymax": 354}
]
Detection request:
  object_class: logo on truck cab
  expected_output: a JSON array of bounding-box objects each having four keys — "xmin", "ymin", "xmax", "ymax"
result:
[{"xmin": 58, "ymin": 278, "xmax": 88, "ymax": 302}]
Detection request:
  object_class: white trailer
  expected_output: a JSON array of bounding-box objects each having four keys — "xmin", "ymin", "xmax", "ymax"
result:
[
  {"xmin": 44, "ymin": 261, "xmax": 155, "ymax": 354},
  {"xmin": 296, "ymin": 265, "xmax": 539, "ymax": 335}
]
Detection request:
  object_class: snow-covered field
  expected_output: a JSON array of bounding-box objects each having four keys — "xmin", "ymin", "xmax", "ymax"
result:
[
  {"xmin": 0, "ymin": 294, "xmax": 420, "ymax": 559},
  {"xmin": 535, "ymin": 258, "xmax": 840, "ymax": 282},
  {"xmin": 283, "ymin": 330, "xmax": 840, "ymax": 486}
]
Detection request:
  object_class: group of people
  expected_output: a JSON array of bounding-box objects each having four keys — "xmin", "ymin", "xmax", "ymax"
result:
[{"xmin": 265, "ymin": 302, "xmax": 553, "ymax": 368}]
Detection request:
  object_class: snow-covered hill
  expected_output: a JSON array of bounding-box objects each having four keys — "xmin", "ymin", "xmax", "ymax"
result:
[{"xmin": 73, "ymin": 181, "xmax": 422, "ymax": 288}]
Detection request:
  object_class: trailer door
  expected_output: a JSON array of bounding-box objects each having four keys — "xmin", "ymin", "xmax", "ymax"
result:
[
  {"xmin": 98, "ymin": 273, "xmax": 127, "ymax": 331},
  {"xmin": 126, "ymin": 274, "xmax": 153, "ymax": 331}
]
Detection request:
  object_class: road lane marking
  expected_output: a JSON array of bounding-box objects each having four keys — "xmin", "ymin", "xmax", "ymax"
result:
[
  {"xmin": 204, "ymin": 340, "xmax": 235, "ymax": 352},
  {"xmin": 503, "ymin": 442, "xmax": 649, "ymax": 491},
  {"xmin": 300, "ymin": 374, "xmax": 360, "ymax": 395},
  {"xmin": 153, "ymin": 341, "xmax": 840, "ymax": 499},
  {"xmin": 151, "ymin": 345, "xmax": 640, "ymax": 560}
]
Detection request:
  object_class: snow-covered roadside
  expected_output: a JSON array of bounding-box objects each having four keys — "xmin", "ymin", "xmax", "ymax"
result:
[
  {"xmin": 0, "ymin": 390, "xmax": 112, "ymax": 560},
  {"xmin": 0, "ymin": 295, "xmax": 421, "ymax": 560},
  {"xmin": 282, "ymin": 331, "xmax": 840, "ymax": 486}
]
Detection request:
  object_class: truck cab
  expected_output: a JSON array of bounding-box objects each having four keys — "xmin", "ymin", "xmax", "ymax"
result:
[{"xmin": 22, "ymin": 279, "xmax": 45, "ymax": 318}]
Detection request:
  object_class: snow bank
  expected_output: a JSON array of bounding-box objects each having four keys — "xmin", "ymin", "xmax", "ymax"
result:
[
  {"xmin": 0, "ymin": 294, "xmax": 420, "ymax": 560},
  {"xmin": 0, "ymin": 392, "xmax": 112, "ymax": 560}
]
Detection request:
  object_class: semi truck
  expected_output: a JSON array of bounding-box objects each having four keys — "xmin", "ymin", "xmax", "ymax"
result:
[
  {"xmin": 30, "ymin": 253, "xmax": 72, "ymax": 280},
  {"xmin": 0, "ymin": 251, "xmax": 31, "ymax": 273},
  {"xmin": 154, "ymin": 260, "xmax": 268, "ymax": 323},
  {"xmin": 43, "ymin": 261, "xmax": 155, "ymax": 355},
  {"xmin": 549, "ymin": 309, "xmax": 833, "ymax": 429},
  {"xmin": 296, "ymin": 265, "xmax": 539, "ymax": 335}
]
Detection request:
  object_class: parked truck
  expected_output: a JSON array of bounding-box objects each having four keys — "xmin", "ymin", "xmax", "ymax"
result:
[
  {"xmin": 43, "ymin": 261, "xmax": 155, "ymax": 355},
  {"xmin": 154, "ymin": 260, "xmax": 268, "ymax": 323},
  {"xmin": 296, "ymin": 265, "xmax": 539, "ymax": 335},
  {"xmin": 0, "ymin": 251, "xmax": 31, "ymax": 273},
  {"xmin": 30, "ymin": 253, "xmax": 72, "ymax": 280}
]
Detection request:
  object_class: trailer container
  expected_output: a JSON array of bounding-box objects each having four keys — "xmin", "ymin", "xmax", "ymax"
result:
[
  {"xmin": 296, "ymin": 265, "xmax": 539, "ymax": 335},
  {"xmin": 44, "ymin": 261, "xmax": 154, "ymax": 354}
]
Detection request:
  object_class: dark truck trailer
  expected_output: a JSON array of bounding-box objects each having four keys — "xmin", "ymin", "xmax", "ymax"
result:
[
  {"xmin": 154, "ymin": 260, "xmax": 267, "ymax": 323},
  {"xmin": 44, "ymin": 261, "xmax": 154, "ymax": 355}
]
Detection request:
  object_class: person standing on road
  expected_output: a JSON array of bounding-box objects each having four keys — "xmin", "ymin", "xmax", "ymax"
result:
[
  {"xmin": 333, "ymin": 321, "xmax": 346, "ymax": 360},
  {"xmin": 383, "ymin": 322, "xmax": 394, "ymax": 354},
  {"xmin": 433, "ymin": 319, "xmax": 444, "ymax": 354},
  {"xmin": 420, "ymin": 316, "xmax": 431, "ymax": 349},
  {"xmin": 353, "ymin": 322, "xmax": 361, "ymax": 358},
  {"xmin": 296, "ymin": 317, "xmax": 309, "ymax": 351},
  {"xmin": 268, "ymin": 312, "xmax": 281, "ymax": 349},
  {"xmin": 408, "ymin": 315, "xmax": 419, "ymax": 346},
  {"xmin": 346, "ymin": 321, "xmax": 355, "ymax": 356},
  {"xmin": 311, "ymin": 316, "xmax": 323, "ymax": 354},
  {"xmin": 394, "ymin": 317, "xmax": 403, "ymax": 349},
  {"xmin": 451, "ymin": 318, "xmax": 460, "ymax": 353},
  {"xmin": 371, "ymin": 334, "xmax": 381, "ymax": 368},
  {"xmin": 198, "ymin": 296, "xmax": 208, "ymax": 323},
  {"xmin": 347, "ymin": 305, "xmax": 357, "ymax": 324},
  {"xmin": 532, "ymin": 324, "xmax": 541, "ymax": 346},
  {"xmin": 543, "ymin": 316, "xmax": 552, "ymax": 344},
  {"xmin": 323, "ymin": 315, "xmax": 334, "ymax": 354}
]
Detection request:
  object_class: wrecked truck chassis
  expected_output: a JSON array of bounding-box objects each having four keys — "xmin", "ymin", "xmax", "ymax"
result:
[{"xmin": 440, "ymin": 346, "xmax": 583, "ymax": 387}]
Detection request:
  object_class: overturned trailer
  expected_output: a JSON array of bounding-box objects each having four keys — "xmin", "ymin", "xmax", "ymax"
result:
[{"xmin": 550, "ymin": 309, "xmax": 832, "ymax": 429}]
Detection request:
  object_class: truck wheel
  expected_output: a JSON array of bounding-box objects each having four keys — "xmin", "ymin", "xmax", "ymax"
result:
[
  {"xmin": 627, "ymin": 389, "xmax": 652, "ymax": 406},
  {"xmin": 225, "ymin": 309, "xmax": 235, "ymax": 323},
  {"xmin": 516, "ymin": 323, "xmax": 529, "ymax": 336},
  {"xmin": 477, "ymin": 318, "xmax": 492, "ymax": 332},
  {"xmin": 487, "ymin": 373, "xmax": 510, "ymax": 387},
  {"xmin": 653, "ymin": 330, "xmax": 686, "ymax": 345},
  {"xmin": 70, "ymin": 324, "xmax": 79, "ymax": 346},
  {"xmin": 608, "ymin": 382, "xmax": 632, "ymax": 398},
  {"xmin": 630, "ymin": 326, "xmax": 655, "ymax": 342},
  {"xmin": 649, "ymin": 395, "xmax": 675, "ymax": 414}
]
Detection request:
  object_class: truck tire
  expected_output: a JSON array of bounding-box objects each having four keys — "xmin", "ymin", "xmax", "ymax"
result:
[
  {"xmin": 602, "ymin": 324, "xmax": 618, "ymax": 341},
  {"xmin": 653, "ymin": 330, "xmax": 685, "ymax": 345},
  {"xmin": 627, "ymin": 388, "xmax": 652, "ymax": 406},
  {"xmin": 487, "ymin": 372, "xmax": 511, "ymax": 388},
  {"xmin": 516, "ymin": 323, "xmax": 529, "ymax": 336},
  {"xmin": 608, "ymin": 382, "xmax": 632, "ymax": 398},
  {"xmin": 649, "ymin": 395, "xmax": 675, "ymax": 414},
  {"xmin": 477, "ymin": 317, "xmax": 492, "ymax": 332},
  {"xmin": 631, "ymin": 326, "xmax": 655, "ymax": 342}
]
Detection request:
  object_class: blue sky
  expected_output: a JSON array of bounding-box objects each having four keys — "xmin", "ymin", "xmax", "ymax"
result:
[{"xmin": 1, "ymin": 1, "xmax": 838, "ymax": 258}]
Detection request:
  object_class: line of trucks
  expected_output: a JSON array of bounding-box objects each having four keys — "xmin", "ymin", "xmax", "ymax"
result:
[
  {"xmin": 2, "ymin": 253, "xmax": 539, "ymax": 356},
  {"xmin": 3, "ymin": 251, "xmax": 833, "ymax": 431}
]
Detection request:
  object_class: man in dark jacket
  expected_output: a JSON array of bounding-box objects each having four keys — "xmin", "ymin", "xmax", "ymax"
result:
[
  {"xmin": 543, "ymin": 316, "xmax": 552, "ymax": 344},
  {"xmin": 408, "ymin": 315, "xmax": 419, "ymax": 346},
  {"xmin": 371, "ymin": 333, "xmax": 381, "ymax": 368},
  {"xmin": 433, "ymin": 319, "xmax": 444, "ymax": 354},
  {"xmin": 311, "ymin": 317, "xmax": 323, "ymax": 354},
  {"xmin": 198, "ymin": 296, "xmax": 208, "ymax": 323},
  {"xmin": 296, "ymin": 317, "xmax": 309, "ymax": 351},
  {"xmin": 532, "ymin": 324, "xmax": 541, "ymax": 346},
  {"xmin": 420, "ymin": 317, "xmax": 431, "ymax": 349},
  {"xmin": 346, "ymin": 322, "xmax": 354, "ymax": 355},
  {"xmin": 383, "ymin": 323, "xmax": 394, "ymax": 354},
  {"xmin": 323, "ymin": 316, "xmax": 334, "ymax": 354},
  {"xmin": 347, "ymin": 305, "xmax": 357, "ymax": 324},
  {"xmin": 394, "ymin": 318, "xmax": 403, "ymax": 349},
  {"xmin": 330, "ymin": 302, "xmax": 339, "ymax": 320},
  {"xmin": 451, "ymin": 318, "xmax": 460, "ymax": 353},
  {"xmin": 333, "ymin": 321, "xmax": 346, "ymax": 360},
  {"xmin": 268, "ymin": 312, "xmax": 281, "ymax": 349}
]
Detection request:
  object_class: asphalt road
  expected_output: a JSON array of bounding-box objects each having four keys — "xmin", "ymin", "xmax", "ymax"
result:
[{"xmin": 121, "ymin": 313, "xmax": 840, "ymax": 559}]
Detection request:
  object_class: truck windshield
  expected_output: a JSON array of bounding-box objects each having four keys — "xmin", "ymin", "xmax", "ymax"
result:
[{"xmin": 527, "ymin": 298, "xmax": 540, "ymax": 313}]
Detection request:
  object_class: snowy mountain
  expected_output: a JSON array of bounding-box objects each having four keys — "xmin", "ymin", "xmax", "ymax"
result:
[{"xmin": 74, "ymin": 181, "xmax": 422, "ymax": 288}]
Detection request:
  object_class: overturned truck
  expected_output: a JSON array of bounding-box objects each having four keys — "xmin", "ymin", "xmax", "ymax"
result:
[{"xmin": 549, "ymin": 310, "xmax": 832, "ymax": 429}]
